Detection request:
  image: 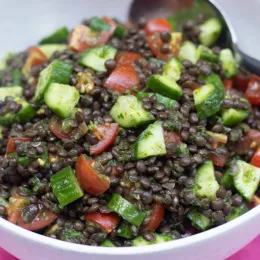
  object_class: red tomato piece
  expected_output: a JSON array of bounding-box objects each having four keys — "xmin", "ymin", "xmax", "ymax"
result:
[
  {"xmin": 85, "ymin": 212, "xmax": 120, "ymax": 232},
  {"xmin": 6, "ymin": 138, "xmax": 31, "ymax": 155},
  {"xmin": 191, "ymin": 85, "xmax": 200, "ymax": 91},
  {"xmin": 145, "ymin": 18, "xmax": 171, "ymax": 36},
  {"xmin": 22, "ymin": 47, "xmax": 48, "ymax": 76},
  {"xmin": 69, "ymin": 18, "xmax": 116, "ymax": 53},
  {"xmin": 245, "ymin": 75, "xmax": 260, "ymax": 105},
  {"xmin": 251, "ymin": 147, "xmax": 260, "ymax": 168},
  {"xmin": 90, "ymin": 123, "xmax": 118, "ymax": 155},
  {"xmin": 210, "ymin": 153, "xmax": 228, "ymax": 167},
  {"xmin": 48, "ymin": 116, "xmax": 72, "ymax": 140},
  {"xmin": 7, "ymin": 194, "xmax": 57, "ymax": 231},
  {"xmin": 115, "ymin": 51, "xmax": 142, "ymax": 65},
  {"xmin": 104, "ymin": 64, "xmax": 140, "ymax": 93},
  {"xmin": 111, "ymin": 166, "xmax": 121, "ymax": 176},
  {"xmin": 235, "ymin": 130, "xmax": 260, "ymax": 155},
  {"xmin": 249, "ymin": 195, "xmax": 260, "ymax": 208},
  {"xmin": 233, "ymin": 71, "xmax": 251, "ymax": 91},
  {"xmin": 142, "ymin": 203, "xmax": 164, "ymax": 231},
  {"xmin": 223, "ymin": 79, "xmax": 233, "ymax": 92},
  {"xmin": 76, "ymin": 155, "xmax": 110, "ymax": 195},
  {"xmin": 146, "ymin": 33, "xmax": 171, "ymax": 61},
  {"xmin": 164, "ymin": 131, "xmax": 181, "ymax": 158}
]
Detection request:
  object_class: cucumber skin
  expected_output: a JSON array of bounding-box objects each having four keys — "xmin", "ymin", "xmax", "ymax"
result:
[
  {"xmin": 0, "ymin": 86, "xmax": 23, "ymax": 100},
  {"xmin": 222, "ymin": 108, "xmax": 249, "ymax": 127},
  {"xmin": 101, "ymin": 240, "xmax": 115, "ymax": 247},
  {"xmin": 178, "ymin": 41, "xmax": 197, "ymax": 64},
  {"xmin": 195, "ymin": 73, "xmax": 225, "ymax": 120},
  {"xmin": 147, "ymin": 75, "xmax": 183, "ymax": 101},
  {"xmin": 132, "ymin": 233, "xmax": 172, "ymax": 246},
  {"xmin": 34, "ymin": 59, "xmax": 73, "ymax": 104},
  {"xmin": 219, "ymin": 49, "xmax": 238, "ymax": 78},
  {"xmin": 39, "ymin": 44, "xmax": 68, "ymax": 59},
  {"xmin": 187, "ymin": 210, "xmax": 211, "ymax": 231},
  {"xmin": 39, "ymin": 27, "xmax": 69, "ymax": 45}
]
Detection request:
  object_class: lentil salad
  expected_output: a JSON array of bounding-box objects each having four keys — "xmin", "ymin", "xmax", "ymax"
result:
[{"xmin": 0, "ymin": 12, "xmax": 260, "ymax": 248}]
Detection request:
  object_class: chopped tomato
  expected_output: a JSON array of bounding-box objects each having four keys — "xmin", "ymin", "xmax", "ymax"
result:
[
  {"xmin": 164, "ymin": 131, "xmax": 181, "ymax": 158},
  {"xmin": 209, "ymin": 133, "xmax": 228, "ymax": 150},
  {"xmin": 249, "ymin": 195, "xmax": 260, "ymax": 208},
  {"xmin": 104, "ymin": 64, "xmax": 140, "ymax": 93},
  {"xmin": 144, "ymin": 18, "xmax": 171, "ymax": 36},
  {"xmin": 115, "ymin": 51, "xmax": 142, "ymax": 65},
  {"xmin": 245, "ymin": 75, "xmax": 260, "ymax": 105},
  {"xmin": 7, "ymin": 194, "xmax": 57, "ymax": 231},
  {"xmin": 6, "ymin": 138, "xmax": 31, "ymax": 155},
  {"xmin": 22, "ymin": 47, "xmax": 48, "ymax": 76},
  {"xmin": 233, "ymin": 71, "xmax": 251, "ymax": 91},
  {"xmin": 191, "ymin": 85, "xmax": 200, "ymax": 91},
  {"xmin": 48, "ymin": 116, "xmax": 87, "ymax": 140},
  {"xmin": 142, "ymin": 203, "xmax": 164, "ymax": 231},
  {"xmin": 69, "ymin": 18, "xmax": 116, "ymax": 52},
  {"xmin": 76, "ymin": 155, "xmax": 110, "ymax": 195},
  {"xmin": 223, "ymin": 79, "xmax": 233, "ymax": 92},
  {"xmin": 85, "ymin": 212, "xmax": 120, "ymax": 233},
  {"xmin": 210, "ymin": 153, "xmax": 228, "ymax": 167},
  {"xmin": 235, "ymin": 130, "xmax": 260, "ymax": 155},
  {"xmin": 146, "ymin": 32, "xmax": 181, "ymax": 61},
  {"xmin": 90, "ymin": 123, "xmax": 118, "ymax": 155},
  {"xmin": 111, "ymin": 166, "xmax": 121, "ymax": 176},
  {"xmin": 251, "ymin": 147, "xmax": 260, "ymax": 167}
]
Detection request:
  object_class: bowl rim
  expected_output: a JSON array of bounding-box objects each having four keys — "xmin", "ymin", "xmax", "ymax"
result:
[{"xmin": 0, "ymin": 204, "xmax": 259, "ymax": 255}]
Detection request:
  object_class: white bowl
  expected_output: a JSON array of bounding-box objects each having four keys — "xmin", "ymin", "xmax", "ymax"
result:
[{"xmin": 0, "ymin": 1, "xmax": 260, "ymax": 259}]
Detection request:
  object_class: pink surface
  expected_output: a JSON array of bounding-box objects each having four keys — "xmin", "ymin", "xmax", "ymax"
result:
[{"xmin": 1, "ymin": 235, "xmax": 260, "ymax": 260}]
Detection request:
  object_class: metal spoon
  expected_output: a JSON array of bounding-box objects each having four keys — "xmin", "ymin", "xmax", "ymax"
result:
[{"xmin": 129, "ymin": 0, "xmax": 260, "ymax": 74}]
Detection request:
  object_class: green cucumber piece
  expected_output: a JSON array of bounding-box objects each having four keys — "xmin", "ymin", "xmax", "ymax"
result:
[
  {"xmin": 80, "ymin": 45, "xmax": 117, "ymax": 72},
  {"xmin": 134, "ymin": 121, "xmax": 166, "ymax": 160},
  {"xmin": 221, "ymin": 100, "xmax": 250, "ymax": 127},
  {"xmin": 155, "ymin": 93, "xmax": 178, "ymax": 109},
  {"xmin": 39, "ymin": 44, "xmax": 68, "ymax": 59},
  {"xmin": 147, "ymin": 75, "xmax": 183, "ymax": 100},
  {"xmin": 117, "ymin": 223, "xmax": 132, "ymax": 238},
  {"xmin": 221, "ymin": 169, "xmax": 234, "ymax": 190},
  {"xmin": 34, "ymin": 59, "xmax": 73, "ymax": 104},
  {"xmin": 34, "ymin": 59, "xmax": 73, "ymax": 103},
  {"xmin": 11, "ymin": 69, "xmax": 22, "ymax": 86},
  {"xmin": 193, "ymin": 160, "xmax": 219, "ymax": 200},
  {"xmin": 226, "ymin": 203, "xmax": 249, "ymax": 222},
  {"xmin": 233, "ymin": 160, "xmax": 260, "ymax": 201},
  {"xmin": 0, "ymin": 197, "xmax": 8, "ymax": 207},
  {"xmin": 108, "ymin": 194, "xmax": 145, "ymax": 226},
  {"xmin": 50, "ymin": 166, "xmax": 83, "ymax": 207},
  {"xmin": 44, "ymin": 83, "xmax": 80, "ymax": 119},
  {"xmin": 0, "ymin": 52, "xmax": 14, "ymax": 70},
  {"xmin": 132, "ymin": 233, "xmax": 172, "ymax": 246},
  {"xmin": 163, "ymin": 58, "xmax": 182, "ymax": 81},
  {"xmin": 196, "ymin": 45, "xmax": 219, "ymax": 63},
  {"xmin": 0, "ymin": 86, "xmax": 23, "ymax": 100},
  {"xmin": 90, "ymin": 17, "xmax": 111, "ymax": 32},
  {"xmin": 0, "ymin": 98, "xmax": 35, "ymax": 126},
  {"xmin": 113, "ymin": 25, "xmax": 127, "ymax": 39},
  {"xmin": 101, "ymin": 239, "xmax": 115, "ymax": 247},
  {"xmin": 219, "ymin": 49, "xmax": 238, "ymax": 78},
  {"xmin": 110, "ymin": 95, "xmax": 154, "ymax": 128},
  {"xmin": 39, "ymin": 27, "xmax": 69, "ymax": 44},
  {"xmin": 194, "ymin": 74, "xmax": 225, "ymax": 120},
  {"xmin": 178, "ymin": 41, "xmax": 197, "ymax": 64},
  {"xmin": 187, "ymin": 210, "xmax": 211, "ymax": 231},
  {"xmin": 199, "ymin": 18, "xmax": 222, "ymax": 47}
]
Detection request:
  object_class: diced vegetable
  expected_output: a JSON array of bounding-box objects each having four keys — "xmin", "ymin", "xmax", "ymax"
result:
[
  {"xmin": 39, "ymin": 44, "xmax": 68, "ymax": 58},
  {"xmin": 34, "ymin": 59, "xmax": 73, "ymax": 103},
  {"xmin": 85, "ymin": 212, "xmax": 120, "ymax": 232},
  {"xmin": 0, "ymin": 52, "xmax": 14, "ymax": 70},
  {"xmin": 117, "ymin": 223, "xmax": 132, "ymax": 238},
  {"xmin": 113, "ymin": 25, "xmax": 127, "ymax": 39},
  {"xmin": 245, "ymin": 75, "xmax": 260, "ymax": 105},
  {"xmin": 50, "ymin": 166, "xmax": 83, "ymax": 207},
  {"xmin": 134, "ymin": 121, "xmax": 166, "ymax": 160},
  {"xmin": 194, "ymin": 74, "xmax": 225, "ymax": 120},
  {"xmin": 6, "ymin": 137, "xmax": 31, "ymax": 155},
  {"xmin": 144, "ymin": 18, "xmax": 171, "ymax": 36},
  {"xmin": 221, "ymin": 169, "xmax": 234, "ymax": 190},
  {"xmin": 199, "ymin": 18, "xmax": 222, "ymax": 47},
  {"xmin": 196, "ymin": 45, "xmax": 219, "ymax": 63},
  {"xmin": 76, "ymin": 155, "xmax": 110, "ymax": 195},
  {"xmin": 178, "ymin": 41, "xmax": 197, "ymax": 64},
  {"xmin": 44, "ymin": 83, "xmax": 80, "ymax": 118},
  {"xmin": 104, "ymin": 64, "xmax": 140, "ymax": 93},
  {"xmin": 80, "ymin": 45, "xmax": 117, "ymax": 72},
  {"xmin": 132, "ymin": 233, "xmax": 172, "ymax": 246},
  {"xmin": 90, "ymin": 17, "xmax": 111, "ymax": 32},
  {"xmin": 108, "ymin": 194, "xmax": 146, "ymax": 226},
  {"xmin": 162, "ymin": 58, "xmax": 182, "ymax": 81},
  {"xmin": 115, "ymin": 51, "xmax": 141, "ymax": 65},
  {"xmin": 226, "ymin": 204, "xmax": 249, "ymax": 222},
  {"xmin": 210, "ymin": 152, "xmax": 229, "ymax": 167},
  {"xmin": 39, "ymin": 27, "xmax": 70, "ymax": 44},
  {"xmin": 101, "ymin": 240, "xmax": 115, "ymax": 247},
  {"xmin": 206, "ymin": 131, "xmax": 227, "ymax": 149},
  {"xmin": 233, "ymin": 160, "xmax": 260, "ymax": 200},
  {"xmin": 251, "ymin": 148, "xmax": 260, "ymax": 168},
  {"xmin": 193, "ymin": 160, "xmax": 220, "ymax": 200},
  {"xmin": 0, "ymin": 197, "xmax": 8, "ymax": 207},
  {"xmin": 187, "ymin": 210, "xmax": 211, "ymax": 231},
  {"xmin": 219, "ymin": 49, "xmax": 238, "ymax": 78},
  {"xmin": 147, "ymin": 75, "xmax": 183, "ymax": 100},
  {"xmin": 110, "ymin": 95, "xmax": 154, "ymax": 128},
  {"xmin": 0, "ymin": 86, "xmax": 23, "ymax": 100},
  {"xmin": 142, "ymin": 203, "xmax": 164, "ymax": 231}
]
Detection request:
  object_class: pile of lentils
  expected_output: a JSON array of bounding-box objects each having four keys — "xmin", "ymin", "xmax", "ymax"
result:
[{"xmin": 0, "ymin": 14, "xmax": 258, "ymax": 247}]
